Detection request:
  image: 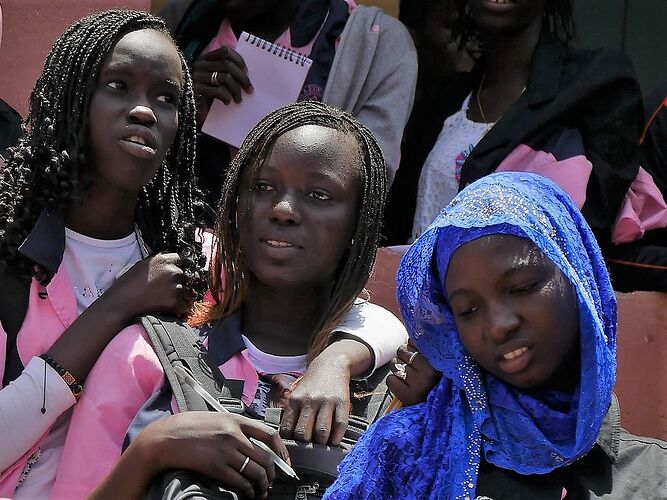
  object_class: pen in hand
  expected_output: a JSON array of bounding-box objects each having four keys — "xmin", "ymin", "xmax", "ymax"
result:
[{"xmin": 173, "ymin": 364, "xmax": 299, "ymax": 479}]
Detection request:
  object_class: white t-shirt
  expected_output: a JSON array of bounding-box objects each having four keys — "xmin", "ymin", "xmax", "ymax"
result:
[
  {"xmin": 62, "ymin": 228, "xmax": 144, "ymax": 314},
  {"xmin": 412, "ymin": 94, "xmax": 495, "ymax": 240}
]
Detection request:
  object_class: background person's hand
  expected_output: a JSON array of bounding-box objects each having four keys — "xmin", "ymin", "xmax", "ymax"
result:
[
  {"xmin": 192, "ymin": 45, "xmax": 253, "ymax": 111},
  {"xmin": 386, "ymin": 343, "xmax": 441, "ymax": 406}
]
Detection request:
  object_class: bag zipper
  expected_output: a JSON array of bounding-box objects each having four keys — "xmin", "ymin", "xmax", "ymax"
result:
[{"xmin": 294, "ymin": 482, "xmax": 324, "ymax": 499}]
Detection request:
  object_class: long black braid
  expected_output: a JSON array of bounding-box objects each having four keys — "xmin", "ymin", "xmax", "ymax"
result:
[
  {"xmin": 451, "ymin": 0, "xmax": 575, "ymax": 47},
  {"xmin": 0, "ymin": 10, "xmax": 206, "ymax": 297},
  {"xmin": 204, "ymin": 101, "xmax": 387, "ymax": 362}
]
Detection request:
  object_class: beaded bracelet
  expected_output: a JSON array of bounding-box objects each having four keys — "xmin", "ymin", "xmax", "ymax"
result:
[{"xmin": 39, "ymin": 354, "xmax": 83, "ymax": 401}]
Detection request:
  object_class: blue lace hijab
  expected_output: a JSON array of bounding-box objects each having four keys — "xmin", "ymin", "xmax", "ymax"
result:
[{"xmin": 325, "ymin": 173, "xmax": 617, "ymax": 499}]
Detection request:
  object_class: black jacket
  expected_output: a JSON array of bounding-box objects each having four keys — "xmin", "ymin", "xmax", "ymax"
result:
[
  {"xmin": 0, "ymin": 98, "xmax": 22, "ymax": 157},
  {"xmin": 384, "ymin": 34, "xmax": 643, "ymax": 250}
]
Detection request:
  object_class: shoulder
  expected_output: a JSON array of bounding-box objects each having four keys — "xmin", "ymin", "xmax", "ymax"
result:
[
  {"xmin": 617, "ymin": 427, "xmax": 667, "ymax": 458},
  {"xmin": 529, "ymin": 40, "xmax": 642, "ymax": 129},
  {"xmin": 531, "ymin": 35, "xmax": 638, "ymax": 96},
  {"xmin": 350, "ymin": 6, "xmax": 408, "ymax": 32},
  {"xmin": 102, "ymin": 323, "xmax": 161, "ymax": 368},
  {"xmin": 78, "ymin": 323, "xmax": 164, "ymax": 413},
  {"xmin": 337, "ymin": 299, "xmax": 406, "ymax": 333},
  {"xmin": 610, "ymin": 428, "xmax": 667, "ymax": 491},
  {"xmin": 346, "ymin": 6, "xmax": 415, "ymax": 52},
  {"xmin": 561, "ymin": 44, "xmax": 638, "ymax": 89}
]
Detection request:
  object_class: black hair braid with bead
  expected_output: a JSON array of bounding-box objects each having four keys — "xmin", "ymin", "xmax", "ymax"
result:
[
  {"xmin": 209, "ymin": 101, "xmax": 387, "ymax": 362},
  {"xmin": 0, "ymin": 9, "xmax": 206, "ymax": 298},
  {"xmin": 451, "ymin": 0, "xmax": 575, "ymax": 47}
]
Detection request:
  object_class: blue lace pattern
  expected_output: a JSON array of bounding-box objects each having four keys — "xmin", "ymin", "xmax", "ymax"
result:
[{"xmin": 325, "ymin": 173, "xmax": 617, "ymax": 500}]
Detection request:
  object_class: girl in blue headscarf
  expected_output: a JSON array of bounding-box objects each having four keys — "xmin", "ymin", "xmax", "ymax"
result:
[{"xmin": 325, "ymin": 172, "xmax": 667, "ymax": 499}]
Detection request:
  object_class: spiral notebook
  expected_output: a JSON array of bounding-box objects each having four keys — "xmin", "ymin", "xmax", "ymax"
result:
[{"xmin": 202, "ymin": 32, "xmax": 313, "ymax": 148}]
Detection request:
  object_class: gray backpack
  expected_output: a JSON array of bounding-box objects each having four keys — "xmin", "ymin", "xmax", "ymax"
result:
[{"xmin": 140, "ymin": 315, "xmax": 392, "ymax": 500}]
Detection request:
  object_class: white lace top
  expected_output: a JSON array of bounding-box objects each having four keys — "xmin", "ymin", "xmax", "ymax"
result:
[{"xmin": 411, "ymin": 94, "xmax": 495, "ymax": 241}]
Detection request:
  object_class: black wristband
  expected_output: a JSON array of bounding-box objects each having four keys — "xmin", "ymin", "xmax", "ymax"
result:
[{"xmin": 39, "ymin": 354, "xmax": 83, "ymax": 400}]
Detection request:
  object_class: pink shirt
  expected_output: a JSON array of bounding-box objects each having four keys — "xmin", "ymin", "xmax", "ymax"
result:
[{"xmin": 0, "ymin": 263, "xmax": 164, "ymax": 499}]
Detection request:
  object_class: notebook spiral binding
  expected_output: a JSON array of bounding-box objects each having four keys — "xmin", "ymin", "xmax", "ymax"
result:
[{"xmin": 244, "ymin": 33, "xmax": 309, "ymax": 66}]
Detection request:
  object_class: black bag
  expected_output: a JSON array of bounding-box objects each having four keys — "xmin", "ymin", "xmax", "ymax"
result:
[
  {"xmin": 141, "ymin": 315, "xmax": 392, "ymax": 500},
  {"xmin": 149, "ymin": 471, "xmax": 240, "ymax": 500}
]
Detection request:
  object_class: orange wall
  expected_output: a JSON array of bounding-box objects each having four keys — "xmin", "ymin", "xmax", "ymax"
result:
[
  {"xmin": 150, "ymin": 0, "xmax": 168, "ymax": 12},
  {"xmin": 357, "ymin": 0, "xmax": 398, "ymax": 17},
  {"xmin": 0, "ymin": 0, "xmax": 151, "ymax": 117}
]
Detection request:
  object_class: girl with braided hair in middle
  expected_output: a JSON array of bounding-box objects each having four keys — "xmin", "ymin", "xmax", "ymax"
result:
[{"xmin": 92, "ymin": 100, "xmax": 406, "ymax": 499}]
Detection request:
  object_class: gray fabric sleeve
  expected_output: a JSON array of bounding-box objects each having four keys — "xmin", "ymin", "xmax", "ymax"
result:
[{"xmin": 323, "ymin": 7, "xmax": 418, "ymax": 185}]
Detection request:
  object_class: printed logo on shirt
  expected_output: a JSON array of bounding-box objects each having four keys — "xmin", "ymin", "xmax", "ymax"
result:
[
  {"xmin": 299, "ymin": 84, "xmax": 323, "ymax": 102},
  {"xmin": 455, "ymin": 144, "xmax": 476, "ymax": 181}
]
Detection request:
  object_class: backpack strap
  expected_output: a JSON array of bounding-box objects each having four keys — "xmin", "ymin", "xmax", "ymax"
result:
[{"xmin": 140, "ymin": 315, "xmax": 244, "ymax": 413}]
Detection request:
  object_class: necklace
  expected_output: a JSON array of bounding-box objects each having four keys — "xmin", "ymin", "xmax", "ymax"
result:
[
  {"xmin": 476, "ymin": 73, "xmax": 490, "ymax": 123},
  {"xmin": 476, "ymin": 73, "xmax": 527, "ymax": 124}
]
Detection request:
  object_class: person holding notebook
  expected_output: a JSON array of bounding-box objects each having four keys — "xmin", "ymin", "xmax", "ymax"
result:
[{"xmin": 158, "ymin": 0, "xmax": 417, "ymax": 210}]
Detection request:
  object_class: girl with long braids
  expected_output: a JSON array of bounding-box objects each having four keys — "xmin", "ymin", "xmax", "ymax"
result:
[
  {"xmin": 0, "ymin": 9, "xmax": 206, "ymax": 498},
  {"xmin": 91, "ymin": 100, "xmax": 405, "ymax": 499},
  {"xmin": 0, "ymin": 11, "xmax": 405, "ymax": 499}
]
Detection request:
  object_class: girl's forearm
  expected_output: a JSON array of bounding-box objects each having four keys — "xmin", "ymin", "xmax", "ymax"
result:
[
  {"xmin": 46, "ymin": 293, "xmax": 130, "ymax": 383},
  {"xmin": 318, "ymin": 338, "xmax": 373, "ymax": 378}
]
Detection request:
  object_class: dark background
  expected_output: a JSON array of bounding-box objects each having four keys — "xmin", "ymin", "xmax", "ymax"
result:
[{"xmin": 573, "ymin": 0, "xmax": 667, "ymax": 94}]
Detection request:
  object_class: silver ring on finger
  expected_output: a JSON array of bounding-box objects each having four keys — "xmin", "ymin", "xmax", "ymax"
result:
[
  {"xmin": 210, "ymin": 71, "xmax": 219, "ymax": 86},
  {"xmin": 407, "ymin": 351, "xmax": 419, "ymax": 366},
  {"xmin": 395, "ymin": 363, "xmax": 407, "ymax": 381},
  {"xmin": 239, "ymin": 456, "xmax": 250, "ymax": 474}
]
